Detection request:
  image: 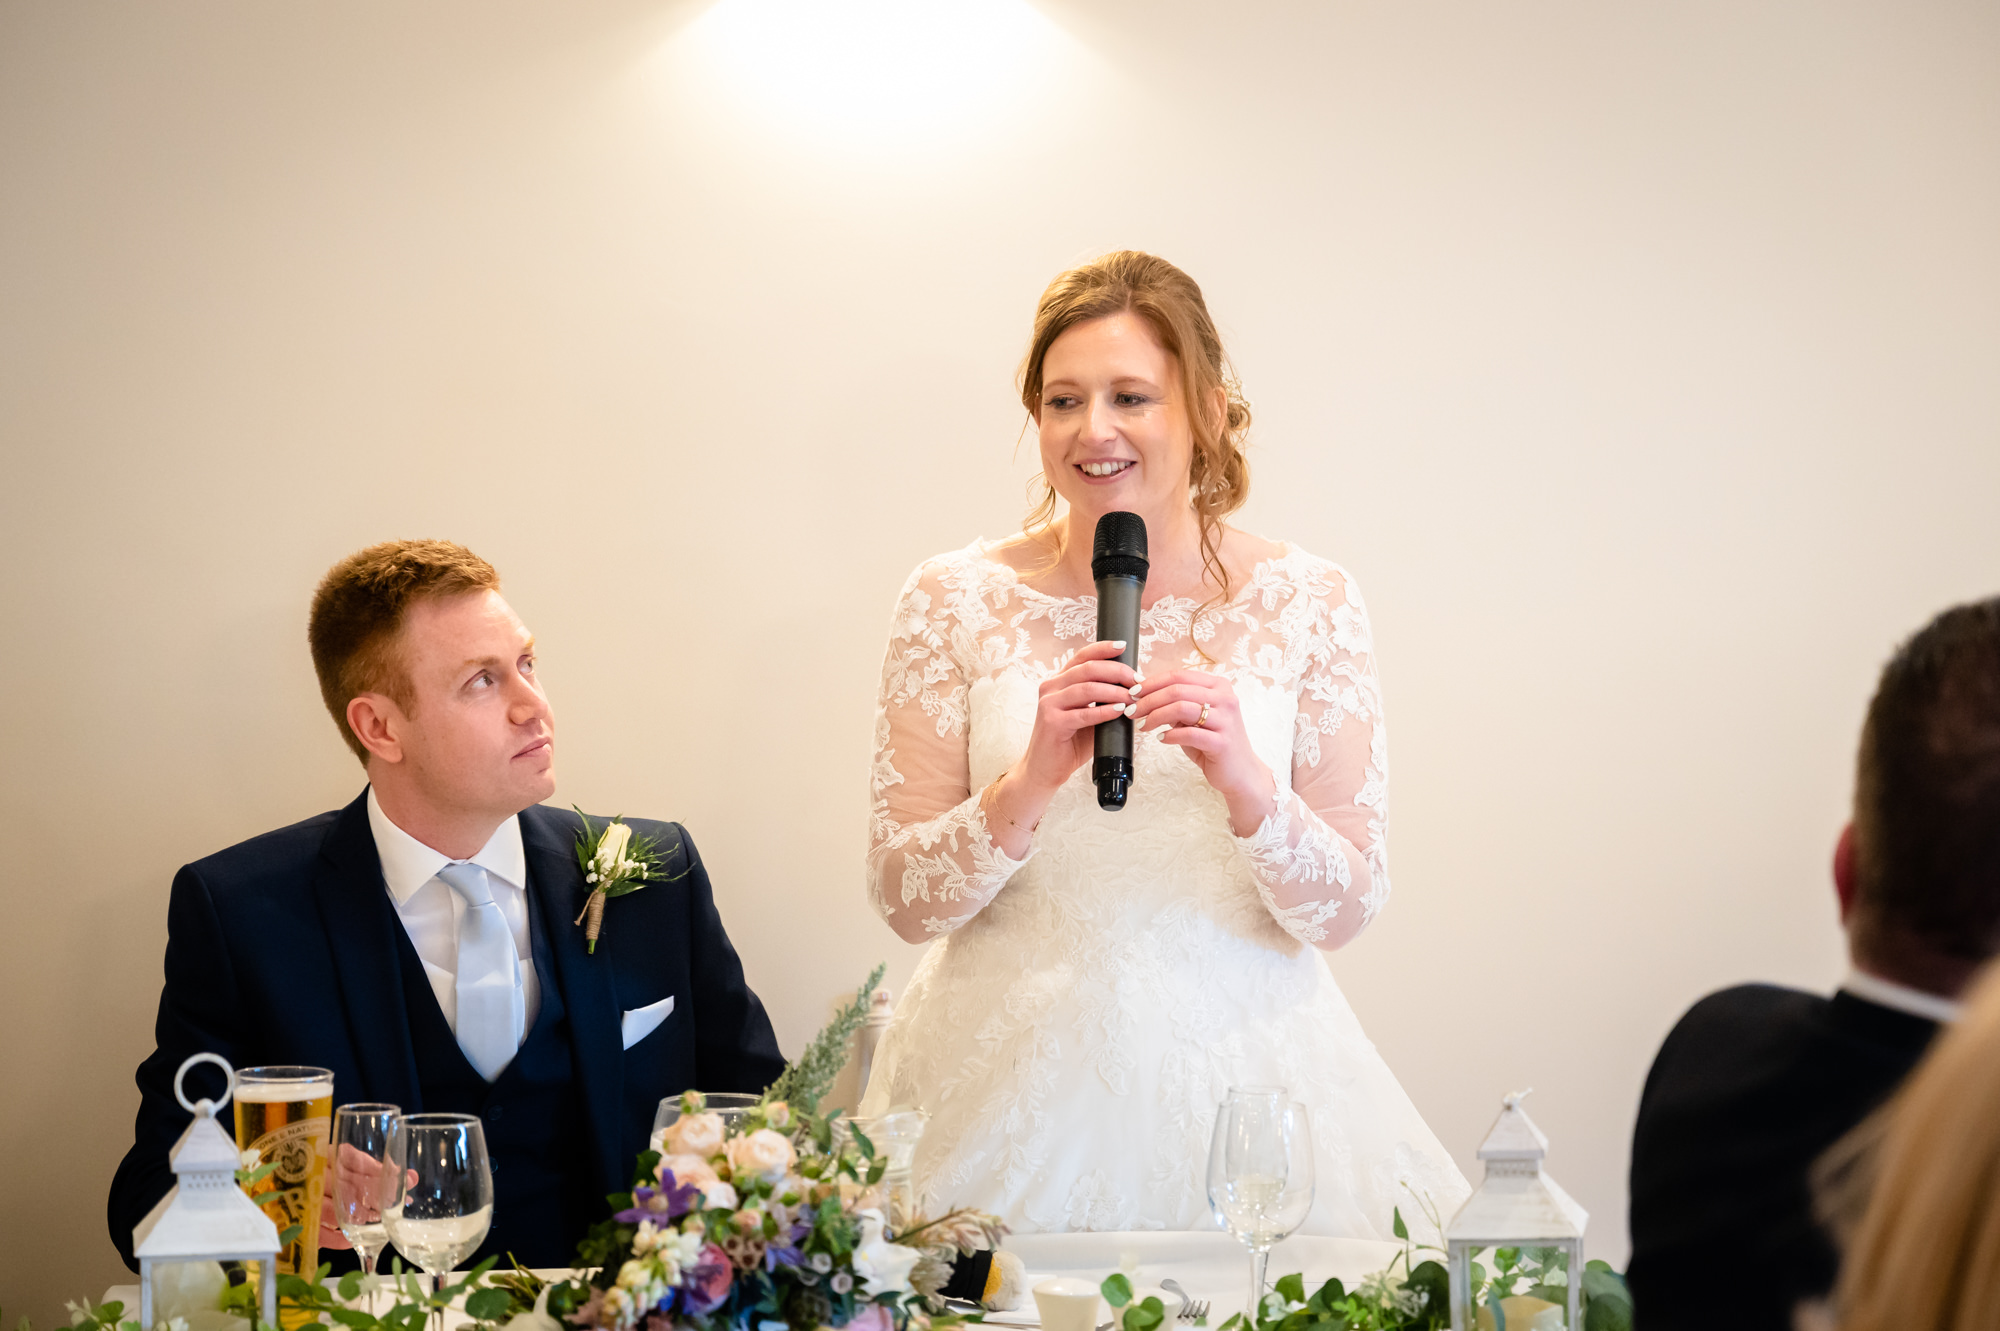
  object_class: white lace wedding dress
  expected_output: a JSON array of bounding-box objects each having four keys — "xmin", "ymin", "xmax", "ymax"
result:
[{"xmin": 860, "ymin": 539, "xmax": 1469, "ymax": 1241}]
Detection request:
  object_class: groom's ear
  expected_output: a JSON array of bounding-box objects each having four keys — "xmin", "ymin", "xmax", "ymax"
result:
[{"xmin": 345, "ymin": 692, "xmax": 408, "ymax": 766}]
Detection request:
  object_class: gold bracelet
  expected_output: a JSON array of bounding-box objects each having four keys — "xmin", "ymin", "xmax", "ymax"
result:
[{"xmin": 981, "ymin": 777, "xmax": 1040, "ymax": 834}]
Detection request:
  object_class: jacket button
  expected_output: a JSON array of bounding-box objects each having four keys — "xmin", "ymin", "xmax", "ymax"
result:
[{"xmin": 487, "ymin": 1106, "xmax": 505, "ymax": 1122}]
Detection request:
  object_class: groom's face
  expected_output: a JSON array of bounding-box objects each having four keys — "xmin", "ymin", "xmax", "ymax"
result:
[{"xmin": 387, "ymin": 589, "xmax": 556, "ymax": 819}]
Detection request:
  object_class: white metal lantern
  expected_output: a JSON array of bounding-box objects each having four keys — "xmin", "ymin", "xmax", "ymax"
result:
[
  {"xmin": 1445, "ymin": 1091, "xmax": 1588, "ymax": 1331},
  {"xmin": 132, "ymin": 1053, "xmax": 281, "ymax": 1330}
]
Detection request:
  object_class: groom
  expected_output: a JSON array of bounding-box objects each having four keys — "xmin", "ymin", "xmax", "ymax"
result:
[{"xmin": 107, "ymin": 539, "xmax": 785, "ymax": 1270}]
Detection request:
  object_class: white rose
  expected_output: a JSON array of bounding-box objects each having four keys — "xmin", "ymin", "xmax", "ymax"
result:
[
  {"xmin": 701, "ymin": 1180, "xmax": 739, "ymax": 1210},
  {"xmin": 726, "ymin": 1128, "xmax": 797, "ymax": 1183},
  {"xmin": 663, "ymin": 1111, "xmax": 727, "ymax": 1159},
  {"xmin": 594, "ymin": 822, "xmax": 634, "ymax": 877}
]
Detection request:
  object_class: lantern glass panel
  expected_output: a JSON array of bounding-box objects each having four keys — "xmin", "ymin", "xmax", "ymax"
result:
[{"xmin": 1455, "ymin": 1244, "xmax": 1572, "ymax": 1329}]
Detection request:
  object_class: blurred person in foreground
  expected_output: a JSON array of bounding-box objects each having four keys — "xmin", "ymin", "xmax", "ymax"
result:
[
  {"xmin": 107, "ymin": 539, "xmax": 783, "ymax": 1270},
  {"xmin": 1626, "ymin": 595, "xmax": 2000, "ymax": 1329},
  {"xmin": 1819, "ymin": 959, "xmax": 2000, "ymax": 1331}
]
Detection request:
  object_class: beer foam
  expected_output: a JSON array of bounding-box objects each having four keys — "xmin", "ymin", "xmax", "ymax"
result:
[{"xmin": 236, "ymin": 1079, "xmax": 330, "ymax": 1103}]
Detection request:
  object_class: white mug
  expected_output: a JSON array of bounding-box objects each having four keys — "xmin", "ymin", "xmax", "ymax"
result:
[{"xmin": 1032, "ymin": 1277, "xmax": 1103, "ymax": 1331}]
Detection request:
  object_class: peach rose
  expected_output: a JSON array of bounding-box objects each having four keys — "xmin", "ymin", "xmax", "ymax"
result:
[
  {"xmin": 660, "ymin": 1152, "xmax": 720, "ymax": 1192},
  {"xmin": 662, "ymin": 1111, "xmax": 726, "ymax": 1159},
  {"xmin": 725, "ymin": 1127, "xmax": 797, "ymax": 1183}
]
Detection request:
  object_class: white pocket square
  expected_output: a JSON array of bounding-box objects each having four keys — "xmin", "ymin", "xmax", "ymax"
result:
[{"xmin": 621, "ymin": 994, "xmax": 676, "ymax": 1050}]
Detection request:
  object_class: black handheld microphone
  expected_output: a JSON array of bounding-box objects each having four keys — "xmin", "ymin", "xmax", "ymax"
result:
[{"xmin": 1091, "ymin": 511, "xmax": 1149, "ymax": 811}]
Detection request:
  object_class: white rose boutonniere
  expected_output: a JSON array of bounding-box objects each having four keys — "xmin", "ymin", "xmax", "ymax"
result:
[{"xmin": 571, "ymin": 808, "xmax": 682, "ymax": 953}]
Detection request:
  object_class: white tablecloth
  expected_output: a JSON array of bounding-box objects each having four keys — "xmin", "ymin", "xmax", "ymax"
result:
[{"xmin": 1000, "ymin": 1230, "xmax": 1404, "ymax": 1324}]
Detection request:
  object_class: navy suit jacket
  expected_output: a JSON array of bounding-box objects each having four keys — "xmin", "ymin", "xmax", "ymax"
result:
[
  {"xmin": 1626, "ymin": 983, "xmax": 1939, "ymax": 1330},
  {"xmin": 107, "ymin": 792, "xmax": 785, "ymax": 1269}
]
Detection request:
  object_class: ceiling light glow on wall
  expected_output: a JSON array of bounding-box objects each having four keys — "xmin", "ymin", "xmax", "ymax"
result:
[{"xmin": 672, "ymin": 0, "xmax": 1080, "ymax": 152}]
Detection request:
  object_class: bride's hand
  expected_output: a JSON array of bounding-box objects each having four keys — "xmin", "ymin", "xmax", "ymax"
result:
[
  {"xmin": 1017, "ymin": 638, "xmax": 1141, "ymax": 795},
  {"xmin": 983, "ymin": 640, "xmax": 1137, "ymax": 856},
  {"xmin": 1133, "ymin": 669, "xmax": 1278, "ymax": 836}
]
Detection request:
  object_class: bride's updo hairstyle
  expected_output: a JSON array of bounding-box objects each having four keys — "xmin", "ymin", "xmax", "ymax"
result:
[{"xmin": 1018, "ymin": 250, "xmax": 1253, "ymax": 603}]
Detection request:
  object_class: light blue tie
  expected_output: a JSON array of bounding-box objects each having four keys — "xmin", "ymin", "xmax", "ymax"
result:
[{"xmin": 436, "ymin": 861, "xmax": 525, "ymax": 1082}]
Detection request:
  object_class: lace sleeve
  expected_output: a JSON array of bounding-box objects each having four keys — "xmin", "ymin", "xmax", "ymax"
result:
[
  {"xmin": 867, "ymin": 563, "xmax": 1033, "ymax": 942},
  {"xmin": 1234, "ymin": 565, "xmax": 1390, "ymax": 951}
]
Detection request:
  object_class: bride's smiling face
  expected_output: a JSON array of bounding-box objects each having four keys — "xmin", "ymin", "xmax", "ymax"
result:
[{"xmin": 1034, "ymin": 312, "xmax": 1194, "ymax": 526}]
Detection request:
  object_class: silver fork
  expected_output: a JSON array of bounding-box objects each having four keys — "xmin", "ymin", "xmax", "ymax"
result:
[{"xmin": 1159, "ymin": 1279, "xmax": 1209, "ymax": 1323}]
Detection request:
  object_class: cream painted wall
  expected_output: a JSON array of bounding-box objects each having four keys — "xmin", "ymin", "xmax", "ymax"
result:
[{"xmin": 3, "ymin": 0, "xmax": 1998, "ymax": 1319}]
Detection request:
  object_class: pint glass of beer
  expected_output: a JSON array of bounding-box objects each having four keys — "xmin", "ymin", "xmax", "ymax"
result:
[{"xmin": 235, "ymin": 1067, "xmax": 335, "ymax": 1280}]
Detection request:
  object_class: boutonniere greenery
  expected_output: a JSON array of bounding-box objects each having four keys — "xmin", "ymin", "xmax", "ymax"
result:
[{"xmin": 572, "ymin": 808, "xmax": 680, "ymax": 954}]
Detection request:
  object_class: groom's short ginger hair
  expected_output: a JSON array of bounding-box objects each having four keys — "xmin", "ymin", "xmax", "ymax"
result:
[{"xmin": 308, "ymin": 539, "xmax": 501, "ymax": 763}]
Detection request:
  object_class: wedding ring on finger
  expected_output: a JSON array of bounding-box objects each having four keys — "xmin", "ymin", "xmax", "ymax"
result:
[{"xmin": 1198, "ymin": 702, "xmax": 1212, "ymax": 728}]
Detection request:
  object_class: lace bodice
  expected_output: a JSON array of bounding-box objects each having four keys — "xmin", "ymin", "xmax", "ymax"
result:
[{"xmin": 866, "ymin": 539, "xmax": 1390, "ymax": 951}]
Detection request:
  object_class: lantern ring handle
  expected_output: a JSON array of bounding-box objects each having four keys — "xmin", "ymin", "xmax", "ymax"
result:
[{"xmin": 174, "ymin": 1052, "xmax": 236, "ymax": 1116}]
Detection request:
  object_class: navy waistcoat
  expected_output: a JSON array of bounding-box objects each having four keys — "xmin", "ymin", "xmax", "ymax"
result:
[{"xmin": 391, "ymin": 899, "xmax": 597, "ymax": 1269}]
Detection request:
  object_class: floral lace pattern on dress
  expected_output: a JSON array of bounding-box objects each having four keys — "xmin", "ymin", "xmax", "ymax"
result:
[{"xmin": 867, "ymin": 541, "xmax": 1390, "ymax": 949}]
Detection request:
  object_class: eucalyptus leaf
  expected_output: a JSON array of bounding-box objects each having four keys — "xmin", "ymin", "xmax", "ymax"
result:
[
  {"xmin": 1101, "ymin": 1274, "xmax": 1134, "ymax": 1308},
  {"xmin": 464, "ymin": 1288, "xmax": 514, "ymax": 1321},
  {"xmin": 1124, "ymin": 1297, "xmax": 1166, "ymax": 1331}
]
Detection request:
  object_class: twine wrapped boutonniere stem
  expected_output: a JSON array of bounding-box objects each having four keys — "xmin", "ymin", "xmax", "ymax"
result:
[{"xmin": 571, "ymin": 807, "xmax": 679, "ymax": 953}]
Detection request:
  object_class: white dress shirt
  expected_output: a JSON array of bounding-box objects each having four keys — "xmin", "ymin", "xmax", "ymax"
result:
[
  {"xmin": 1840, "ymin": 967, "xmax": 1963, "ymax": 1024},
  {"xmin": 367, "ymin": 787, "xmax": 541, "ymax": 1039}
]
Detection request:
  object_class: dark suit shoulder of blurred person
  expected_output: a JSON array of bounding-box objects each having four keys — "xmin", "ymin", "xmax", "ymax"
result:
[{"xmin": 1627, "ymin": 594, "xmax": 2000, "ymax": 1331}]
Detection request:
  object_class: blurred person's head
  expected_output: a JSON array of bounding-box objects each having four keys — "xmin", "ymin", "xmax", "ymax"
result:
[
  {"xmin": 309, "ymin": 539, "xmax": 554, "ymax": 853},
  {"xmin": 1832, "ymin": 959, "xmax": 2000, "ymax": 1331},
  {"xmin": 1835, "ymin": 596, "xmax": 2000, "ymax": 997}
]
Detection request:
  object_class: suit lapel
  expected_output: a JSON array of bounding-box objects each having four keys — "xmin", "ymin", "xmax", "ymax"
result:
[
  {"xmin": 311, "ymin": 789, "xmax": 423, "ymax": 1111},
  {"xmin": 520, "ymin": 804, "xmax": 626, "ymax": 1196}
]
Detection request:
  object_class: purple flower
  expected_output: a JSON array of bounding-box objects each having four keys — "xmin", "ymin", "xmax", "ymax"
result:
[
  {"xmin": 682, "ymin": 1243, "xmax": 734, "ymax": 1315},
  {"xmin": 612, "ymin": 1172, "xmax": 703, "ymax": 1223},
  {"xmin": 764, "ymin": 1215, "xmax": 813, "ymax": 1273}
]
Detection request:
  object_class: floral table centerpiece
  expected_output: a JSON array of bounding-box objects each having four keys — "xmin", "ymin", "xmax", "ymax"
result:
[
  {"xmin": 63, "ymin": 967, "xmax": 1003, "ymax": 1331},
  {"xmin": 544, "ymin": 964, "xmax": 1005, "ymax": 1331}
]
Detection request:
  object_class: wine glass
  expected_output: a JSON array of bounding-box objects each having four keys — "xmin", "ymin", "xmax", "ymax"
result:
[
  {"xmin": 1207, "ymin": 1087, "xmax": 1315, "ymax": 1319},
  {"xmin": 330, "ymin": 1103, "xmax": 400, "ymax": 1306},
  {"xmin": 382, "ymin": 1113, "xmax": 493, "ymax": 1328}
]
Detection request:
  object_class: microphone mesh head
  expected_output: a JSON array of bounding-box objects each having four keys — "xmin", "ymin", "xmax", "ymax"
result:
[{"xmin": 1091, "ymin": 512, "xmax": 1149, "ymax": 580}]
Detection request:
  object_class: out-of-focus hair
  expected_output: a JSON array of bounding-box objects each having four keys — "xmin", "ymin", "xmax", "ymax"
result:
[
  {"xmin": 1832, "ymin": 960, "xmax": 2000, "ymax": 1331},
  {"xmin": 1850, "ymin": 596, "xmax": 2000, "ymax": 979},
  {"xmin": 1017, "ymin": 251, "xmax": 1251, "ymax": 605},
  {"xmin": 307, "ymin": 539, "xmax": 501, "ymax": 764}
]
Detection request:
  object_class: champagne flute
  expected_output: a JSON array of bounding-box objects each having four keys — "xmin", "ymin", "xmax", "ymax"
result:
[
  {"xmin": 382, "ymin": 1113, "xmax": 493, "ymax": 1330},
  {"xmin": 330, "ymin": 1103, "xmax": 400, "ymax": 1307},
  {"xmin": 1207, "ymin": 1087, "xmax": 1315, "ymax": 1319}
]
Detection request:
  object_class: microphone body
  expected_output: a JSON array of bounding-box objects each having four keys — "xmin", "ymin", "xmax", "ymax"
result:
[{"xmin": 1091, "ymin": 512, "xmax": 1149, "ymax": 810}]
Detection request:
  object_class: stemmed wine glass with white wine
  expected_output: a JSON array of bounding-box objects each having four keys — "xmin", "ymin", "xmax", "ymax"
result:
[
  {"xmin": 1207, "ymin": 1087, "xmax": 1315, "ymax": 1320},
  {"xmin": 382, "ymin": 1113, "xmax": 493, "ymax": 1327},
  {"xmin": 330, "ymin": 1104, "xmax": 400, "ymax": 1308}
]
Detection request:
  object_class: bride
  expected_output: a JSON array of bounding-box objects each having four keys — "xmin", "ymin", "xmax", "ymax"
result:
[{"xmin": 860, "ymin": 251, "xmax": 1469, "ymax": 1240}]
